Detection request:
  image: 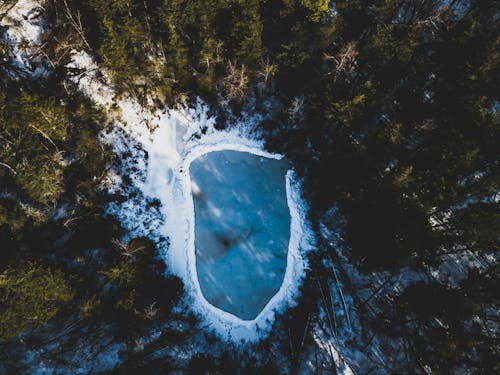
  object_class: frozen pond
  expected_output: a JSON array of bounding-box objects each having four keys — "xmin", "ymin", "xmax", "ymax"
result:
[
  {"xmin": 190, "ymin": 150, "xmax": 291, "ymax": 320},
  {"xmin": 65, "ymin": 45, "xmax": 313, "ymax": 341}
]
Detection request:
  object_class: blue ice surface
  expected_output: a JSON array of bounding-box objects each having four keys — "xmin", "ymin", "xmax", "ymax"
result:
[{"xmin": 190, "ymin": 150, "xmax": 291, "ymax": 320}]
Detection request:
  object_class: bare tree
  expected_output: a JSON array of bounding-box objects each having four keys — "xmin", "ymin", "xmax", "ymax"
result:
[
  {"xmin": 221, "ymin": 60, "xmax": 248, "ymax": 100},
  {"xmin": 324, "ymin": 40, "xmax": 358, "ymax": 74},
  {"xmin": 288, "ymin": 96, "xmax": 305, "ymax": 119},
  {"xmin": 111, "ymin": 238, "xmax": 146, "ymax": 258},
  {"xmin": 258, "ymin": 58, "xmax": 277, "ymax": 87},
  {"xmin": 143, "ymin": 302, "xmax": 159, "ymax": 320}
]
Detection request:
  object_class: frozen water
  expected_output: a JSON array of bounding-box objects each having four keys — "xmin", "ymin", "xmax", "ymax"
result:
[{"xmin": 190, "ymin": 150, "xmax": 291, "ymax": 320}]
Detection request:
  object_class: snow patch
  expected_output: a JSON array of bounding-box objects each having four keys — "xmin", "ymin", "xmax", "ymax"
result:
[{"xmin": 1, "ymin": 0, "xmax": 48, "ymax": 77}]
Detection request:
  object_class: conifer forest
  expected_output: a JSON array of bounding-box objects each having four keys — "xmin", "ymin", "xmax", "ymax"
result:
[{"xmin": 0, "ymin": 0, "xmax": 498, "ymax": 373}]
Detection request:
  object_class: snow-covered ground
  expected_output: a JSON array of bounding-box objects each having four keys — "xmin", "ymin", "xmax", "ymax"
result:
[
  {"xmin": 66, "ymin": 50, "xmax": 316, "ymax": 341},
  {"xmin": 0, "ymin": 0, "xmax": 48, "ymax": 77},
  {"xmin": 64, "ymin": 50, "xmax": 356, "ymax": 372}
]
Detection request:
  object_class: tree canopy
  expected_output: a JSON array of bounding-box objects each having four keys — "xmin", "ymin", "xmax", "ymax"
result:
[{"xmin": 0, "ymin": 0, "xmax": 498, "ymax": 372}]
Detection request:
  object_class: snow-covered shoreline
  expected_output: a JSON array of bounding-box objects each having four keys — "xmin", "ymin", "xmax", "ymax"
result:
[
  {"xmin": 67, "ymin": 50, "xmax": 315, "ymax": 341},
  {"xmin": 175, "ymin": 147, "xmax": 314, "ymax": 341}
]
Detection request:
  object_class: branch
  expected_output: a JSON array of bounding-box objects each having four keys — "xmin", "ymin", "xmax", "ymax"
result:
[
  {"xmin": 29, "ymin": 123, "xmax": 58, "ymax": 150},
  {"xmin": 62, "ymin": 0, "xmax": 91, "ymax": 50},
  {"xmin": 0, "ymin": 161, "xmax": 16, "ymax": 175}
]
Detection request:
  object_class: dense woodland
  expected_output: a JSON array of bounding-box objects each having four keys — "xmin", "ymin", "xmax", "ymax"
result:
[{"xmin": 0, "ymin": 0, "xmax": 498, "ymax": 373}]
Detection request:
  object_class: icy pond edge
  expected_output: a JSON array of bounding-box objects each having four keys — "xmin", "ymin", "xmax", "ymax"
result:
[{"xmin": 167, "ymin": 139, "xmax": 316, "ymax": 342}]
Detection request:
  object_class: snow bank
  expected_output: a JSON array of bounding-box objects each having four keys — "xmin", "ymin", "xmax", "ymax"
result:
[
  {"xmin": 66, "ymin": 50, "xmax": 316, "ymax": 342},
  {"xmin": 159, "ymin": 140, "xmax": 315, "ymax": 341}
]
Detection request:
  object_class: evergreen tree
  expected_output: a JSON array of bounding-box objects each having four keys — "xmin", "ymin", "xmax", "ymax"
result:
[{"xmin": 0, "ymin": 264, "xmax": 74, "ymax": 341}]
